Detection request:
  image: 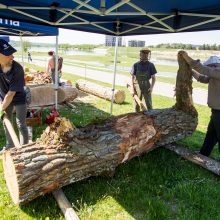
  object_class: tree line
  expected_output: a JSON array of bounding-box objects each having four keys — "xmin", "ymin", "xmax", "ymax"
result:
[
  {"xmin": 11, "ymin": 40, "xmax": 100, "ymax": 53},
  {"xmin": 148, "ymin": 43, "xmax": 220, "ymax": 50}
]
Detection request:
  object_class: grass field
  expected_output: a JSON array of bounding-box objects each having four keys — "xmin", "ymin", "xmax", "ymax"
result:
[
  {"xmin": 21, "ymin": 47, "xmax": 211, "ymax": 90},
  {"xmin": 1, "ymin": 62, "xmax": 220, "ymax": 220}
]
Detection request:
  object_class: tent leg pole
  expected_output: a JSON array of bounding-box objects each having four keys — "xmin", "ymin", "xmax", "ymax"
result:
[
  {"xmin": 110, "ymin": 36, "xmax": 119, "ymax": 115},
  {"xmin": 20, "ymin": 35, "xmax": 24, "ymax": 68},
  {"xmin": 55, "ymin": 35, "xmax": 59, "ymax": 109}
]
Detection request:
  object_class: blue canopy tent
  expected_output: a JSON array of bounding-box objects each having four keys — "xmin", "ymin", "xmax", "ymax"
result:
[
  {"xmin": 0, "ymin": 1, "xmax": 220, "ymax": 35},
  {"xmin": 1, "ymin": 0, "xmax": 219, "ymax": 112},
  {"xmin": 0, "ymin": 19, "xmax": 60, "ymax": 108},
  {"xmin": 0, "ymin": 19, "xmax": 59, "ymax": 70},
  {"xmin": 0, "ymin": 19, "xmax": 58, "ymax": 36},
  {"xmin": 0, "ymin": 35, "xmax": 9, "ymax": 41}
]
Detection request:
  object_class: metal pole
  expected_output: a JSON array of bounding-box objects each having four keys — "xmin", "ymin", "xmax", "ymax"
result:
[
  {"xmin": 110, "ymin": 36, "xmax": 119, "ymax": 115},
  {"xmin": 55, "ymin": 35, "xmax": 59, "ymax": 109},
  {"xmin": 20, "ymin": 35, "xmax": 24, "ymax": 68},
  {"xmin": 84, "ymin": 64, "xmax": 87, "ymax": 80}
]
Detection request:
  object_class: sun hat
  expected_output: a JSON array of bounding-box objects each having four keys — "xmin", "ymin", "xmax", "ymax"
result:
[
  {"xmin": 140, "ymin": 48, "xmax": 151, "ymax": 53},
  {"xmin": 0, "ymin": 39, "xmax": 17, "ymax": 56},
  {"xmin": 203, "ymin": 56, "xmax": 220, "ymax": 65}
]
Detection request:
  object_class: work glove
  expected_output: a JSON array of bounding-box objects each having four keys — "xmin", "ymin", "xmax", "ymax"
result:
[{"xmin": 0, "ymin": 110, "xmax": 5, "ymax": 120}]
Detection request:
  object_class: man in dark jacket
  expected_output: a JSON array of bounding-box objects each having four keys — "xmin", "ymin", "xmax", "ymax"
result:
[{"xmin": 0, "ymin": 39, "xmax": 28, "ymax": 153}]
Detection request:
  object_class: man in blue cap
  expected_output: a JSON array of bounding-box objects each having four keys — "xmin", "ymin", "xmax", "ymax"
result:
[{"xmin": 0, "ymin": 39, "xmax": 28, "ymax": 154}]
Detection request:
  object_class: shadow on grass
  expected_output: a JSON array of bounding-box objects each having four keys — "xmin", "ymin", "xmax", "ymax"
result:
[{"xmin": 21, "ymin": 140, "xmax": 220, "ymax": 220}]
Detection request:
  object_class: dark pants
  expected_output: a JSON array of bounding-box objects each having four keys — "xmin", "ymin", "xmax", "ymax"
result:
[
  {"xmin": 50, "ymin": 69, "xmax": 56, "ymax": 84},
  {"xmin": 200, "ymin": 109, "xmax": 220, "ymax": 156},
  {"xmin": 50, "ymin": 69, "xmax": 61, "ymax": 85},
  {"xmin": 3, "ymin": 103, "xmax": 28, "ymax": 148}
]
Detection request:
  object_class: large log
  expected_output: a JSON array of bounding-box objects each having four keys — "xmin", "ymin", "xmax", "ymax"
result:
[
  {"xmin": 29, "ymin": 85, "xmax": 78, "ymax": 108},
  {"xmin": 2, "ymin": 55, "xmax": 198, "ymax": 205},
  {"xmin": 76, "ymin": 79, "xmax": 125, "ymax": 104},
  {"xmin": 61, "ymin": 86, "xmax": 78, "ymax": 102}
]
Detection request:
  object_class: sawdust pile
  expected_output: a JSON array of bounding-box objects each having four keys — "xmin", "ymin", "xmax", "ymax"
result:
[{"xmin": 37, "ymin": 117, "xmax": 75, "ymax": 146}]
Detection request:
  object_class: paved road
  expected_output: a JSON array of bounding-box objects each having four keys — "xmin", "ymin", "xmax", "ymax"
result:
[{"xmin": 30, "ymin": 56, "xmax": 208, "ymax": 106}]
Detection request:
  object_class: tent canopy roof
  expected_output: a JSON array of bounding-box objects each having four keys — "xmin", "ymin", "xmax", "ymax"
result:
[
  {"xmin": 0, "ymin": 1, "xmax": 220, "ymax": 36},
  {"xmin": 0, "ymin": 19, "xmax": 58, "ymax": 36}
]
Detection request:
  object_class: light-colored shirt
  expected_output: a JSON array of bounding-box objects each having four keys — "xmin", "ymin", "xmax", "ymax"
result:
[{"xmin": 190, "ymin": 60, "xmax": 220, "ymax": 110}]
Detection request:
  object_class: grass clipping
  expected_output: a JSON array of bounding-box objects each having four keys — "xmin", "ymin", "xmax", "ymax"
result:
[{"xmin": 37, "ymin": 117, "xmax": 75, "ymax": 146}]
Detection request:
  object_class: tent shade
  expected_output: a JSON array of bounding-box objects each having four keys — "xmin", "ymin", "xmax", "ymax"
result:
[
  {"xmin": 0, "ymin": 19, "xmax": 59, "ymax": 36},
  {"xmin": 0, "ymin": 1, "xmax": 220, "ymax": 36}
]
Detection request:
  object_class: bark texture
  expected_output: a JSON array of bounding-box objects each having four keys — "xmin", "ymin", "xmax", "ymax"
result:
[
  {"xmin": 175, "ymin": 54, "xmax": 197, "ymax": 116},
  {"xmin": 3, "ymin": 55, "xmax": 198, "ymax": 205},
  {"xmin": 76, "ymin": 79, "xmax": 125, "ymax": 104}
]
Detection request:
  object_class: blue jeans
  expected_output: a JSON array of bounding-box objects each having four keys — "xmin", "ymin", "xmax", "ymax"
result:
[{"xmin": 3, "ymin": 103, "xmax": 28, "ymax": 148}]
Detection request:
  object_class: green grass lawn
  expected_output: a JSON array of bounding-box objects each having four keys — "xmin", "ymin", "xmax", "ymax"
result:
[
  {"xmin": 26, "ymin": 48, "xmax": 210, "ymax": 91},
  {"xmin": 0, "ymin": 64, "xmax": 218, "ymax": 219}
]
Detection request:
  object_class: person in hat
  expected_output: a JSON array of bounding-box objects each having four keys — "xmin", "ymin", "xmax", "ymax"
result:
[
  {"xmin": 179, "ymin": 51, "xmax": 220, "ymax": 157},
  {"xmin": 130, "ymin": 48, "xmax": 157, "ymax": 112},
  {"xmin": 0, "ymin": 39, "xmax": 28, "ymax": 153}
]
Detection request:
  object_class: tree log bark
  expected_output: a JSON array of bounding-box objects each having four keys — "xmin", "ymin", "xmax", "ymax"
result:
[
  {"xmin": 2, "ymin": 55, "xmax": 198, "ymax": 205},
  {"xmin": 76, "ymin": 79, "xmax": 125, "ymax": 104}
]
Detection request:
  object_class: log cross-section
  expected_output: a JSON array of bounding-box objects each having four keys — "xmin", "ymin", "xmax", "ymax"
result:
[{"xmin": 3, "ymin": 54, "xmax": 198, "ymax": 205}]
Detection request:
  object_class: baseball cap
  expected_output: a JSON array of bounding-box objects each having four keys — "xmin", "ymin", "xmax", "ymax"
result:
[
  {"xmin": 0, "ymin": 39, "xmax": 17, "ymax": 56},
  {"xmin": 203, "ymin": 56, "xmax": 220, "ymax": 66}
]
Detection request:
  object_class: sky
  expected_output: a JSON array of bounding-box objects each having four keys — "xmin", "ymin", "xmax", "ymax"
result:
[{"xmin": 10, "ymin": 28, "xmax": 220, "ymax": 46}]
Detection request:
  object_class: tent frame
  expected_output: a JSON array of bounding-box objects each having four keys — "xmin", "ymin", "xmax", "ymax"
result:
[{"xmin": 1, "ymin": 1, "xmax": 220, "ymax": 35}]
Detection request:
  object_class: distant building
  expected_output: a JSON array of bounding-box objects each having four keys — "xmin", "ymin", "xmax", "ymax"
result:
[
  {"xmin": 105, "ymin": 35, "xmax": 122, "ymax": 46},
  {"xmin": 128, "ymin": 40, "xmax": 145, "ymax": 47}
]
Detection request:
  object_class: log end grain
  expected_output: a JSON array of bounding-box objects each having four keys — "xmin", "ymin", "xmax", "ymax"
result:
[{"xmin": 114, "ymin": 90, "xmax": 126, "ymax": 104}]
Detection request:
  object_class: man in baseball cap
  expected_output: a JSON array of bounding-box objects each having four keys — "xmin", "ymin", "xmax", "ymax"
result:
[
  {"xmin": 179, "ymin": 51, "xmax": 220, "ymax": 158},
  {"xmin": 0, "ymin": 39, "xmax": 17, "ymax": 56},
  {"xmin": 0, "ymin": 39, "xmax": 28, "ymax": 154}
]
